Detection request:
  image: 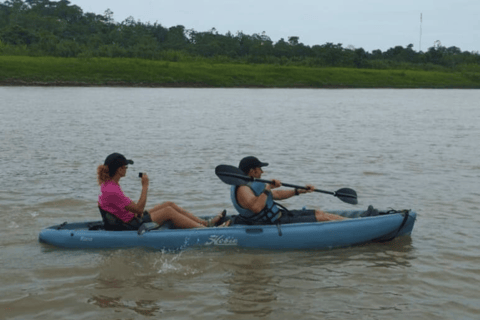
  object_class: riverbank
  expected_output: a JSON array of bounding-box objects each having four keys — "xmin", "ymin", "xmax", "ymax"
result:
[{"xmin": 1, "ymin": 56, "xmax": 479, "ymax": 88}]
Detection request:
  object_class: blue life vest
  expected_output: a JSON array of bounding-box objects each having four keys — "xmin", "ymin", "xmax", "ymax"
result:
[{"xmin": 230, "ymin": 181, "xmax": 281, "ymax": 223}]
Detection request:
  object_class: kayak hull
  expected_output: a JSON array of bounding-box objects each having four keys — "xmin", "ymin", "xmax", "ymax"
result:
[{"xmin": 38, "ymin": 210, "xmax": 416, "ymax": 251}]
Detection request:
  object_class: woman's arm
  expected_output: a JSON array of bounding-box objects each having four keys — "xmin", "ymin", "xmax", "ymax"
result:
[{"xmin": 125, "ymin": 174, "xmax": 149, "ymax": 215}]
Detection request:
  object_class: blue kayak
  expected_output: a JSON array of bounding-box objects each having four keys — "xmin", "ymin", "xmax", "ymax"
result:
[{"xmin": 38, "ymin": 210, "xmax": 416, "ymax": 251}]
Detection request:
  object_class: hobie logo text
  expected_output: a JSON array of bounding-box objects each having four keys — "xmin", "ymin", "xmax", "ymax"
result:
[{"xmin": 205, "ymin": 235, "xmax": 238, "ymax": 246}]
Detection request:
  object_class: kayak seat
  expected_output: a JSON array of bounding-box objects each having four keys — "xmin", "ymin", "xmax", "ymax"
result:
[
  {"xmin": 98, "ymin": 206, "xmax": 137, "ymax": 231},
  {"xmin": 88, "ymin": 221, "xmax": 104, "ymax": 230},
  {"xmin": 98, "ymin": 207, "xmax": 175, "ymax": 232}
]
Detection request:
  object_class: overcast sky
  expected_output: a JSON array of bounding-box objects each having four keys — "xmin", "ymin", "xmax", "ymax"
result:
[{"xmin": 71, "ymin": 0, "xmax": 479, "ymax": 53}]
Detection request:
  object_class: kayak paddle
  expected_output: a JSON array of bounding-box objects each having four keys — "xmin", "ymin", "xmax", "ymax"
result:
[{"xmin": 215, "ymin": 164, "xmax": 358, "ymax": 205}]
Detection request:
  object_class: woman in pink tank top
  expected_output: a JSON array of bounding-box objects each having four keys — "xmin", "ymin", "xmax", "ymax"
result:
[{"xmin": 97, "ymin": 153, "xmax": 228, "ymax": 230}]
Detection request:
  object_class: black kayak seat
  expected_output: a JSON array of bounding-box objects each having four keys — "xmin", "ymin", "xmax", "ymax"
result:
[
  {"xmin": 97, "ymin": 207, "xmax": 169, "ymax": 232},
  {"xmin": 98, "ymin": 206, "xmax": 137, "ymax": 231}
]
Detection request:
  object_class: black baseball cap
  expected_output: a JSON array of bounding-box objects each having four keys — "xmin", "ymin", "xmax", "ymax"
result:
[
  {"xmin": 239, "ymin": 156, "xmax": 268, "ymax": 174},
  {"xmin": 104, "ymin": 153, "xmax": 134, "ymax": 177}
]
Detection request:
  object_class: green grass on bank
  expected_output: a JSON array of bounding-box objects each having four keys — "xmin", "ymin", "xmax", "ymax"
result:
[{"xmin": 1, "ymin": 56, "xmax": 479, "ymax": 88}]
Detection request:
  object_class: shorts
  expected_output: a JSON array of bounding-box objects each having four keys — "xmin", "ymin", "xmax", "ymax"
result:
[
  {"xmin": 277, "ymin": 209, "xmax": 317, "ymax": 224},
  {"xmin": 100, "ymin": 204, "xmax": 153, "ymax": 231},
  {"xmin": 124, "ymin": 211, "xmax": 153, "ymax": 229},
  {"xmin": 233, "ymin": 209, "xmax": 317, "ymax": 225}
]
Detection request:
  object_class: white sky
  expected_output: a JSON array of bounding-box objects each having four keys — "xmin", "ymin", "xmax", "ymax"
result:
[{"xmin": 70, "ymin": 0, "xmax": 480, "ymax": 53}]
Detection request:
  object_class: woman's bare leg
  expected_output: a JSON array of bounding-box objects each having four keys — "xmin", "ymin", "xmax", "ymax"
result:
[
  {"xmin": 149, "ymin": 206, "xmax": 204, "ymax": 229},
  {"xmin": 149, "ymin": 201, "xmax": 225, "ymax": 226},
  {"xmin": 149, "ymin": 201, "xmax": 205, "ymax": 224}
]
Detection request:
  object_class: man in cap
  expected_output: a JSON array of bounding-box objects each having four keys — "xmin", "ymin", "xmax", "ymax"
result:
[{"xmin": 230, "ymin": 156, "xmax": 345, "ymax": 225}]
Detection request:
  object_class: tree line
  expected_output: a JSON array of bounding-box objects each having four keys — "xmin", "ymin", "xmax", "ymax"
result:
[{"xmin": 1, "ymin": 0, "xmax": 479, "ymax": 71}]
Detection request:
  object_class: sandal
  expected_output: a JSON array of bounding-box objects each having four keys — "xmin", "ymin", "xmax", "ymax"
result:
[
  {"xmin": 217, "ymin": 219, "xmax": 231, "ymax": 228},
  {"xmin": 207, "ymin": 209, "xmax": 227, "ymax": 227}
]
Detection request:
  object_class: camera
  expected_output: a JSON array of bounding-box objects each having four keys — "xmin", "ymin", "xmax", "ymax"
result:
[{"xmin": 138, "ymin": 172, "xmax": 143, "ymax": 178}]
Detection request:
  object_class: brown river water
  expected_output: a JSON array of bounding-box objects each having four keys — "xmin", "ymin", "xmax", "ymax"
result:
[{"xmin": 0, "ymin": 87, "xmax": 479, "ymax": 319}]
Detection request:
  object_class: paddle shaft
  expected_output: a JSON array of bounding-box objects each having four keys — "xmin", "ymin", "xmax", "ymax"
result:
[
  {"xmin": 221, "ymin": 171, "xmax": 345, "ymax": 197},
  {"xmin": 256, "ymin": 178, "xmax": 335, "ymax": 196},
  {"xmin": 215, "ymin": 165, "xmax": 358, "ymax": 204}
]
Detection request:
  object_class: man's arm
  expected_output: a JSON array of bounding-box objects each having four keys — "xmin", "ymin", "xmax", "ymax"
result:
[
  {"xmin": 236, "ymin": 185, "xmax": 268, "ymax": 213},
  {"xmin": 272, "ymin": 185, "xmax": 314, "ymax": 200},
  {"xmin": 236, "ymin": 180, "xmax": 282, "ymax": 213},
  {"xmin": 272, "ymin": 189, "xmax": 297, "ymax": 200}
]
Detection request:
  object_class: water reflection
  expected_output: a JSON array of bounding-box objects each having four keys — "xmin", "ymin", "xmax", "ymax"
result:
[
  {"xmin": 89, "ymin": 250, "xmax": 173, "ymax": 317},
  {"xmin": 315, "ymin": 237, "xmax": 416, "ymax": 269},
  {"xmin": 224, "ymin": 254, "xmax": 277, "ymax": 317},
  {"xmin": 88, "ymin": 295, "xmax": 160, "ymax": 317}
]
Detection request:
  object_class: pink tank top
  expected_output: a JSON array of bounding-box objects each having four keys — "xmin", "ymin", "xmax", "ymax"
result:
[{"xmin": 98, "ymin": 180, "xmax": 134, "ymax": 222}]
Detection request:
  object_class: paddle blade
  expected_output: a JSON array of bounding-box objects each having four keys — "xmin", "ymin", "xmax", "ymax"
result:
[
  {"xmin": 335, "ymin": 188, "xmax": 358, "ymax": 205},
  {"xmin": 215, "ymin": 165, "xmax": 252, "ymax": 186}
]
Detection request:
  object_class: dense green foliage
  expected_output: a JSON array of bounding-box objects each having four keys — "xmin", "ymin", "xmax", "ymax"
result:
[{"xmin": 1, "ymin": 0, "xmax": 479, "ymax": 72}]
